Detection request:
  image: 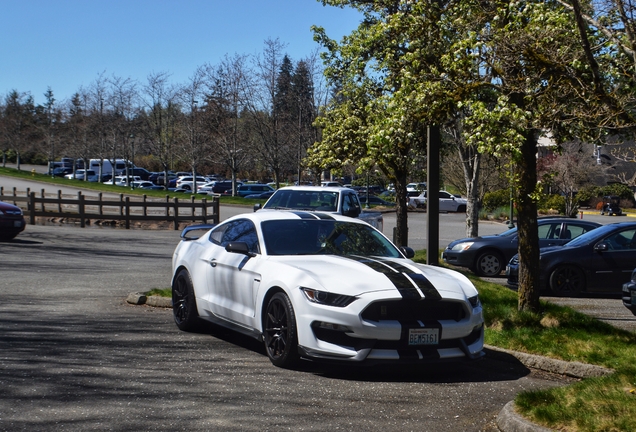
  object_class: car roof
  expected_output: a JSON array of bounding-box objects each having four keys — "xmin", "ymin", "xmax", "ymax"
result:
[
  {"xmin": 277, "ymin": 185, "xmax": 353, "ymax": 193},
  {"xmin": 230, "ymin": 209, "xmax": 364, "ymax": 225}
]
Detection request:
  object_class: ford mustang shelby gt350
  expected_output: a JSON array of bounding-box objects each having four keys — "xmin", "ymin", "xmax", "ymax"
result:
[{"xmin": 171, "ymin": 211, "xmax": 484, "ymax": 368}]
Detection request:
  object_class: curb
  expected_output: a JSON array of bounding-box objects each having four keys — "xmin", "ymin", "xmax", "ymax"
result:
[
  {"xmin": 497, "ymin": 401, "xmax": 554, "ymax": 432},
  {"xmin": 126, "ymin": 292, "xmax": 172, "ymax": 308},
  {"xmin": 486, "ymin": 345, "xmax": 613, "ymax": 432},
  {"xmin": 485, "ymin": 345, "xmax": 614, "ymax": 379}
]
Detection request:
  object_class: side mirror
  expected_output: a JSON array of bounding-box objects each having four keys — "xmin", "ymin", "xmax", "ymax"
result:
[
  {"xmin": 594, "ymin": 242, "xmax": 609, "ymax": 252},
  {"xmin": 400, "ymin": 246, "xmax": 415, "ymax": 259},
  {"xmin": 225, "ymin": 241, "xmax": 256, "ymax": 257},
  {"xmin": 343, "ymin": 207, "xmax": 361, "ymax": 218},
  {"xmin": 253, "ymin": 203, "xmax": 262, "ymax": 212}
]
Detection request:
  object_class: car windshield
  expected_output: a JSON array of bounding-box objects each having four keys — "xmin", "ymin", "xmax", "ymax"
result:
[
  {"xmin": 262, "ymin": 219, "xmax": 402, "ymax": 258},
  {"xmin": 263, "ymin": 190, "xmax": 339, "ymax": 211}
]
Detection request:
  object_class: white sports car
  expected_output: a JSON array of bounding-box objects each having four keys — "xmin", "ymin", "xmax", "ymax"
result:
[{"xmin": 171, "ymin": 211, "xmax": 484, "ymax": 368}]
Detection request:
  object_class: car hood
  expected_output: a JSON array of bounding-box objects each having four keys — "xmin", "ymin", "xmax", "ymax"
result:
[
  {"xmin": 0, "ymin": 201, "xmax": 22, "ymax": 213},
  {"xmin": 270, "ymin": 254, "xmax": 476, "ymax": 299},
  {"xmin": 447, "ymin": 234, "xmax": 503, "ymax": 246}
]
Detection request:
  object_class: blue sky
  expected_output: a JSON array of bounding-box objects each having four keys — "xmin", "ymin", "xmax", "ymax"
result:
[{"xmin": 1, "ymin": 0, "xmax": 362, "ymax": 105}]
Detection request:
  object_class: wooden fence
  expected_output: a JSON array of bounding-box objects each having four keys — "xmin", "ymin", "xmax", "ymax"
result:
[{"xmin": 0, "ymin": 187, "xmax": 219, "ymax": 229}]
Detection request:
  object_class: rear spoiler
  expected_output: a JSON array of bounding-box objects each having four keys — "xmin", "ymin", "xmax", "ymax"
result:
[{"xmin": 180, "ymin": 224, "xmax": 216, "ymax": 241}]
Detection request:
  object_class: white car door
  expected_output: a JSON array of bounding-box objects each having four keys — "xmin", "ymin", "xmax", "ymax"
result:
[
  {"xmin": 205, "ymin": 219, "xmax": 262, "ymax": 327},
  {"xmin": 438, "ymin": 191, "xmax": 457, "ymax": 212}
]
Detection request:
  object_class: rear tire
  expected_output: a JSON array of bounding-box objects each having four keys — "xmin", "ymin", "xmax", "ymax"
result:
[
  {"xmin": 549, "ymin": 265, "xmax": 585, "ymax": 297},
  {"xmin": 172, "ymin": 269, "xmax": 200, "ymax": 331},
  {"xmin": 263, "ymin": 292, "xmax": 299, "ymax": 368},
  {"xmin": 474, "ymin": 251, "xmax": 504, "ymax": 277}
]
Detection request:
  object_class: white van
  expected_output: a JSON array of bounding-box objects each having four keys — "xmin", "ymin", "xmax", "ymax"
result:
[{"xmin": 89, "ymin": 159, "xmax": 133, "ymax": 177}]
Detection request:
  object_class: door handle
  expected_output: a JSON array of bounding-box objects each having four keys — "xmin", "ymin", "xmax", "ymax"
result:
[{"xmin": 209, "ymin": 259, "xmax": 217, "ymax": 268}]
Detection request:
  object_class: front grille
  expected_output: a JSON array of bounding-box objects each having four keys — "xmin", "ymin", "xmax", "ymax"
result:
[{"xmin": 361, "ymin": 299, "xmax": 466, "ymax": 322}]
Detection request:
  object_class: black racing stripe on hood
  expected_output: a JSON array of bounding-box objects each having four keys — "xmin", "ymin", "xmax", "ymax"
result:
[
  {"xmin": 314, "ymin": 212, "xmax": 335, "ymax": 220},
  {"xmin": 343, "ymin": 256, "xmax": 422, "ymax": 300},
  {"xmin": 367, "ymin": 258, "xmax": 442, "ymax": 301},
  {"xmin": 291, "ymin": 211, "xmax": 320, "ymax": 219}
]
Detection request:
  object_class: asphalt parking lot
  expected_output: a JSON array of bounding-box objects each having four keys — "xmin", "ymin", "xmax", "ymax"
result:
[{"xmin": 0, "ymin": 224, "xmax": 578, "ymax": 432}]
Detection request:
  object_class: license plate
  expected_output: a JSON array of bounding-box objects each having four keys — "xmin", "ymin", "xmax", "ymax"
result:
[
  {"xmin": 408, "ymin": 328, "xmax": 439, "ymax": 346},
  {"xmin": 14, "ymin": 221, "xmax": 21, "ymax": 227}
]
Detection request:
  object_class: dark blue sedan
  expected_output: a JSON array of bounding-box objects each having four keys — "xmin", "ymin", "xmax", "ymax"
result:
[{"xmin": 506, "ymin": 222, "xmax": 636, "ymax": 296}]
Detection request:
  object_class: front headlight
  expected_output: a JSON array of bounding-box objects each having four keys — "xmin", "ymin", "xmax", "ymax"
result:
[
  {"xmin": 451, "ymin": 241, "xmax": 474, "ymax": 251},
  {"xmin": 300, "ymin": 287, "xmax": 356, "ymax": 307},
  {"xmin": 468, "ymin": 294, "xmax": 480, "ymax": 308}
]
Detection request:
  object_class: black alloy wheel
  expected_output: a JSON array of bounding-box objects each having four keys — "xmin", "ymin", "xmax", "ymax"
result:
[
  {"xmin": 549, "ymin": 265, "xmax": 585, "ymax": 297},
  {"xmin": 474, "ymin": 251, "xmax": 504, "ymax": 277},
  {"xmin": 172, "ymin": 269, "xmax": 199, "ymax": 331},
  {"xmin": 263, "ymin": 292, "xmax": 299, "ymax": 368}
]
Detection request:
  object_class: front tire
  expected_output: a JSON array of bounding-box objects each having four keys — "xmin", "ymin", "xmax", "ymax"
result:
[
  {"xmin": 549, "ymin": 265, "xmax": 585, "ymax": 297},
  {"xmin": 172, "ymin": 269, "xmax": 200, "ymax": 331},
  {"xmin": 263, "ymin": 292, "xmax": 299, "ymax": 368},
  {"xmin": 474, "ymin": 251, "xmax": 504, "ymax": 276}
]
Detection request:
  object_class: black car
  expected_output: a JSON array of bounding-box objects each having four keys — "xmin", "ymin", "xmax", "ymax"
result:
[
  {"xmin": 600, "ymin": 195, "xmax": 622, "ymax": 216},
  {"xmin": 622, "ymin": 268, "xmax": 636, "ymax": 315},
  {"xmin": 359, "ymin": 195, "xmax": 396, "ymax": 207},
  {"xmin": 506, "ymin": 222, "xmax": 636, "ymax": 296},
  {"xmin": 212, "ymin": 180, "xmax": 242, "ymax": 194},
  {"xmin": 51, "ymin": 167, "xmax": 73, "ymax": 177},
  {"xmin": 442, "ymin": 218, "xmax": 602, "ymax": 276},
  {"xmin": 0, "ymin": 201, "xmax": 26, "ymax": 240}
]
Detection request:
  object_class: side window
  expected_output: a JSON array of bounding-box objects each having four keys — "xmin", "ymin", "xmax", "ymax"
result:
[
  {"xmin": 605, "ymin": 229, "xmax": 636, "ymax": 251},
  {"xmin": 538, "ymin": 223, "xmax": 558, "ymax": 240},
  {"xmin": 565, "ymin": 225, "xmax": 588, "ymax": 239},
  {"xmin": 343, "ymin": 193, "xmax": 360, "ymax": 212},
  {"xmin": 209, "ymin": 219, "xmax": 261, "ymax": 254}
]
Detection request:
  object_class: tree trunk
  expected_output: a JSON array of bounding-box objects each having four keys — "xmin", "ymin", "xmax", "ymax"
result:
[
  {"xmin": 516, "ymin": 130, "xmax": 541, "ymax": 312},
  {"xmin": 393, "ymin": 173, "xmax": 409, "ymax": 247},
  {"xmin": 460, "ymin": 145, "xmax": 481, "ymax": 238}
]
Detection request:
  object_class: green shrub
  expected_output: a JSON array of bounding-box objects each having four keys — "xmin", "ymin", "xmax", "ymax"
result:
[
  {"xmin": 538, "ymin": 194, "xmax": 565, "ymax": 214},
  {"xmin": 483, "ymin": 189, "xmax": 511, "ymax": 211}
]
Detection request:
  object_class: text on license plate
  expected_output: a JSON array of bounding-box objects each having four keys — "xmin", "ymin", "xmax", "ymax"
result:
[{"xmin": 408, "ymin": 328, "xmax": 439, "ymax": 345}]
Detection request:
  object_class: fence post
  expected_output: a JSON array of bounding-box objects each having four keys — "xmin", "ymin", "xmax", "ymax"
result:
[
  {"xmin": 125, "ymin": 196, "xmax": 131, "ymax": 229},
  {"xmin": 57, "ymin": 190, "xmax": 62, "ymax": 213},
  {"xmin": 40, "ymin": 189, "xmax": 45, "ymax": 213},
  {"xmin": 78, "ymin": 192, "xmax": 86, "ymax": 228},
  {"xmin": 119, "ymin": 194, "xmax": 124, "ymax": 216},
  {"xmin": 143, "ymin": 195, "xmax": 148, "ymax": 217},
  {"xmin": 213, "ymin": 197, "xmax": 219, "ymax": 224},
  {"xmin": 165, "ymin": 195, "xmax": 170, "ymax": 218},
  {"xmin": 191, "ymin": 195, "xmax": 196, "ymax": 222},
  {"xmin": 202, "ymin": 198, "xmax": 207, "ymax": 223},
  {"xmin": 173, "ymin": 197, "xmax": 179, "ymax": 230},
  {"xmin": 29, "ymin": 192, "xmax": 36, "ymax": 225},
  {"xmin": 98, "ymin": 192, "xmax": 103, "ymax": 214}
]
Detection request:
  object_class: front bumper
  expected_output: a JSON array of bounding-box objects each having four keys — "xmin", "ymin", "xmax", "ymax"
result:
[
  {"xmin": 622, "ymin": 281, "xmax": 636, "ymax": 315},
  {"xmin": 294, "ymin": 291, "xmax": 485, "ymax": 363},
  {"xmin": 441, "ymin": 250, "xmax": 476, "ymax": 269}
]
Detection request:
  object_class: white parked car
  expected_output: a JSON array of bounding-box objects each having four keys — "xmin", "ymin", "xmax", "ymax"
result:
[
  {"xmin": 171, "ymin": 211, "xmax": 484, "ymax": 367},
  {"xmin": 408, "ymin": 190, "xmax": 467, "ymax": 212},
  {"xmin": 64, "ymin": 169, "xmax": 99, "ymax": 182},
  {"xmin": 176, "ymin": 176, "xmax": 208, "ymax": 191}
]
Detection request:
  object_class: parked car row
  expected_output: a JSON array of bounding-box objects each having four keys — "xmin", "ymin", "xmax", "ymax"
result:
[{"xmin": 443, "ymin": 218, "xmax": 636, "ymax": 304}]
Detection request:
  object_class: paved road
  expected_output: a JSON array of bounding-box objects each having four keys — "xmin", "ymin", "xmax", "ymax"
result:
[{"xmin": 0, "ymin": 224, "xmax": 578, "ymax": 432}]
